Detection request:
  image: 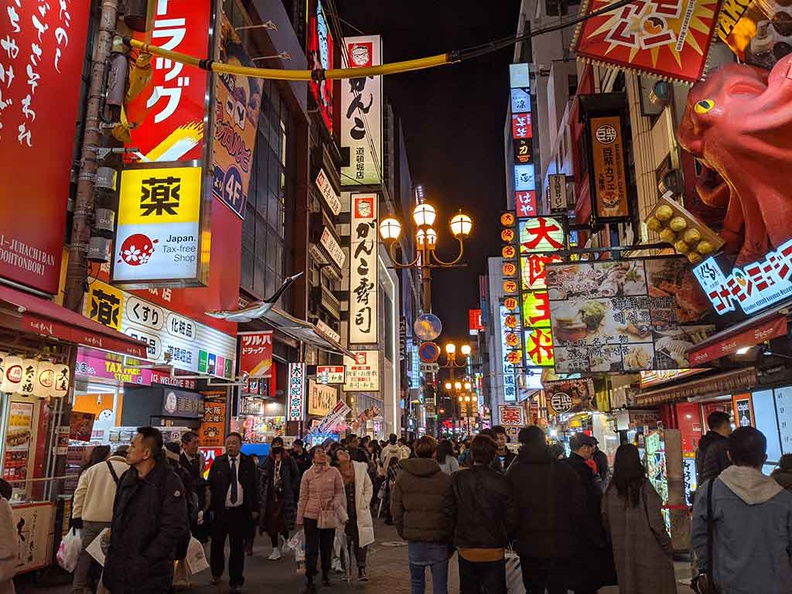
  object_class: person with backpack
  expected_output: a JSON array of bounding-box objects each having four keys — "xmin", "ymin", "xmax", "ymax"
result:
[
  {"xmin": 71, "ymin": 446, "xmax": 128, "ymax": 594},
  {"xmin": 102, "ymin": 427, "xmax": 190, "ymax": 594}
]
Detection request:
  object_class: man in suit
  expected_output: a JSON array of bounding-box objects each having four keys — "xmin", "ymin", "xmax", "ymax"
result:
[{"xmin": 207, "ymin": 432, "xmax": 259, "ymax": 593}]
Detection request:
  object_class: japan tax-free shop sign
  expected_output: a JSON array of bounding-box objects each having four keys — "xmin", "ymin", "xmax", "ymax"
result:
[{"xmin": 112, "ymin": 166, "xmax": 209, "ymax": 287}]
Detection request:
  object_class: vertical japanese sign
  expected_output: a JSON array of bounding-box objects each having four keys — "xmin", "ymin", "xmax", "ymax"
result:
[
  {"xmin": 112, "ymin": 166, "xmax": 206, "ymax": 285},
  {"xmin": 287, "ymin": 363, "xmax": 306, "ymax": 422},
  {"xmin": 238, "ymin": 331, "xmax": 273, "ymax": 378},
  {"xmin": 469, "ymin": 309, "xmax": 483, "ymax": 335},
  {"xmin": 307, "ymin": 0, "xmax": 334, "ymax": 134},
  {"xmin": 199, "ymin": 390, "xmax": 226, "ymax": 447},
  {"xmin": 129, "ymin": 0, "xmax": 212, "ymax": 162},
  {"xmin": 548, "ymin": 174, "xmax": 568, "ymax": 213},
  {"xmin": 587, "ymin": 114, "xmax": 631, "ymax": 222},
  {"xmin": 574, "ymin": 0, "xmax": 719, "ymax": 82},
  {"xmin": 343, "ymin": 351, "xmax": 380, "ymax": 392},
  {"xmin": 341, "ymin": 36, "xmax": 383, "ymax": 186},
  {"xmin": 211, "ymin": 14, "xmax": 262, "ymax": 218},
  {"xmin": 500, "ymin": 298, "xmax": 522, "ymax": 402},
  {"xmin": 0, "ymin": 1, "xmax": 91, "ymax": 294},
  {"xmin": 510, "ymin": 64, "xmax": 537, "ymax": 219},
  {"xmin": 349, "ymin": 194, "xmax": 378, "ymax": 344},
  {"xmin": 519, "ymin": 217, "xmax": 566, "ymax": 368}
]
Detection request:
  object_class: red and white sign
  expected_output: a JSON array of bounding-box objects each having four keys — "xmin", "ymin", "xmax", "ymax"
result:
[
  {"xmin": 343, "ymin": 350, "xmax": 380, "ymax": 392},
  {"xmin": 288, "ymin": 363, "xmax": 306, "ymax": 422},
  {"xmin": 317, "ymin": 365, "xmax": 345, "ymax": 384},
  {"xmin": 238, "ymin": 331, "xmax": 273, "ymax": 378},
  {"xmin": 516, "ymin": 191, "xmax": 537, "ymax": 218},
  {"xmin": 499, "ymin": 405, "xmax": 525, "ymax": 427},
  {"xmin": 0, "ymin": 1, "xmax": 91, "ymax": 293},
  {"xmin": 469, "ymin": 309, "xmax": 484, "ymax": 335},
  {"xmin": 128, "ymin": 0, "xmax": 212, "ymax": 163},
  {"xmin": 307, "ymin": 0, "xmax": 334, "ymax": 134},
  {"xmin": 688, "ymin": 315, "xmax": 788, "ymax": 366}
]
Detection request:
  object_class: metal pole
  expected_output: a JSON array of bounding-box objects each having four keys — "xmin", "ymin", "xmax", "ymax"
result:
[{"xmin": 64, "ymin": 0, "xmax": 120, "ymax": 311}]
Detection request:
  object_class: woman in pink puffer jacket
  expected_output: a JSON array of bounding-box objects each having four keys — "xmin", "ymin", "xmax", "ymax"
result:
[{"xmin": 297, "ymin": 446, "xmax": 345, "ymax": 591}]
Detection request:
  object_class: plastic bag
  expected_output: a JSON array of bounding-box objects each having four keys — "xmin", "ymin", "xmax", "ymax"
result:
[
  {"xmin": 56, "ymin": 528, "xmax": 83, "ymax": 573},
  {"xmin": 287, "ymin": 529, "xmax": 306, "ymax": 563},
  {"xmin": 184, "ymin": 537, "xmax": 209, "ymax": 575},
  {"xmin": 505, "ymin": 548, "xmax": 526, "ymax": 594}
]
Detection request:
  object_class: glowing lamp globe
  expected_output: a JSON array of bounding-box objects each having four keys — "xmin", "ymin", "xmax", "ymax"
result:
[{"xmin": 450, "ymin": 212, "xmax": 473, "ymax": 238}]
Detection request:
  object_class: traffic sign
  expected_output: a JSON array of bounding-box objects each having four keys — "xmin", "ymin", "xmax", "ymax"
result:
[
  {"xmin": 419, "ymin": 363, "xmax": 439, "ymax": 373},
  {"xmin": 418, "ymin": 342, "xmax": 440, "ymax": 363}
]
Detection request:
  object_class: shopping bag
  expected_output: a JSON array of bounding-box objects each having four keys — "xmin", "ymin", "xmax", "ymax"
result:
[
  {"xmin": 56, "ymin": 527, "xmax": 83, "ymax": 573},
  {"xmin": 505, "ymin": 549, "xmax": 526, "ymax": 594},
  {"xmin": 85, "ymin": 528, "xmax": 111, "ymax": 567},
  {"xmin": 287, "ymin": 530, "xmax": 306, "ymax": 563},
  {"xmin": 172, "ymin": 559, "xmax": 191, "ymax": 587},
  {"xmin": 184, "ymin": 537, "xmax": 209, "ymax": 575}
]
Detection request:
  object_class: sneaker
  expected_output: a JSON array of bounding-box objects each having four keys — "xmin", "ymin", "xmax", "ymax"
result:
[
  {"xmin": 279, "ymin": 534, "xmax": 287, "ymax": 554},
  {"xmin": 331, "ymin": 558, "xmax": 343, "ymax": 573},
  {"xmin": 268, "ymin": 548, "xmax": 282, "ymax": 561},
  {"xmin": 358, "ymin": 567, "xmax": 369, "ymax": 582}
]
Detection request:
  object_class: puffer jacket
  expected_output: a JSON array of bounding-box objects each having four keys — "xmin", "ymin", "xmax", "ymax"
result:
[
  {"xmin": 381, "ymin": 443, "xmax": 408, "ymax": 468},
  {"xmin": 445, "ymin": 465, "xmax": 516, "ymax": 549},
  {"xmin": 391, "ymin": 458, "xmax": 451, "ymax": 542},
  {"xmin": 297, "ymin": 463, "xmax": 344, "ymax": 523}
]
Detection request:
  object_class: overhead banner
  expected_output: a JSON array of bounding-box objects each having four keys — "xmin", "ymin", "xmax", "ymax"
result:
[
  {"xmin": 307, "ymin": 0, "xmax": 334, "ymax": 134},
  {"xmin": 211, "ymin": 14, "xmax": 262, "ymax": 218},
  {"xmin": 573, "ymin": 0, "xmax": 720, "ymax": 82},
  {"xmin": 340, "ymin": 36, "xmax": 383, "ymax": 186},
  {"xmin": 0, "ymin": 1, "xmax": 91, "ymax": 293},
  {"xmin": 308, "ymin": 379, "xmax": 338, "ymax": 416},
  {"xmin": 238, "ymin": 331, "xmax": 273, "ymax": 378},
  {"xmin": 343, "ymin": 351, "xmax": 380, "ymax": 392},
  {"xmin": 586, "ymin": 112, "xmax": 631, "ymax": 222},
  {"xmin": 545, "ymin": 379, "xmax": 597, "ymax": 415},
  {"xmin": 546, "ymin": 258, "xmax": 715, "ymax": 373},
  {"xmin": 287, "ymin": 363, "xmax": 306, "ymax": 422},
  {"xmin": 349, "ymin": 194, "xmax": 379, "ymax": 344}
]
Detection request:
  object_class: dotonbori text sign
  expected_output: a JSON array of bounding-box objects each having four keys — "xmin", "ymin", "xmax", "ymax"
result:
[
  {"xmin": 340, "ymin": 36, "xmax": 383, "ymax": 186},
  {"xmin": 343, "ymin": 351, "xmax": 380, "ymax": 392},
  {"xmin": 349, "ymin": 194, "xmax": 378, "ymax": 344},
  {"xmin": 113, "ymin": 166, "xmax": 208, "ymax": 286},
  {"xmin": 287, "ymin": 363, "xmax": 306, "ymax": 422},
  {"xmin": 0, "ymin": 1, "xmax": 91, "ymax": 294}
]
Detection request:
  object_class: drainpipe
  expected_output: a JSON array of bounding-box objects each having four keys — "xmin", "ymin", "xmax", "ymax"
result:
[{"xmin": 64, "ymin": 0, "xmax": 119, "ymax": 312}]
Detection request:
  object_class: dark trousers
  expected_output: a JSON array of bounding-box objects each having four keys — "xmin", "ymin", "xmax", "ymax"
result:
[
  {"xmin": 210, "ymin": 507, "xmax": 249, "ymax": 587},
  {"xmin": 519, "ymin": 556, "xmax": 571, "ymax": 594},
  {"xmin": 269, "ymin": 530, "xmax": 289, "ymax": 548},
  {"xmin": 304, "ymin": 517, "xmax": 335, "ymax": 578},
  {"xmin": 458, "ymin": 557, "xmax": 506, "ymax": 594}
]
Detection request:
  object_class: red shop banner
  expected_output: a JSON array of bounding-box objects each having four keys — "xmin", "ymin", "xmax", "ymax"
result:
[
  {"xmin": 0, "ymin": 2, "xmax": 91, "ymax": 294},
  {"xmin": 688, "ymin": 315, "xmax": 788, "ymax": 366},
  {"xmin": 238, "ymin": 330, "xmax": 273, "ymax": 378},
  {"xmin": 574, "ymin": 0, "xmax": 720, "ymax": 83}
]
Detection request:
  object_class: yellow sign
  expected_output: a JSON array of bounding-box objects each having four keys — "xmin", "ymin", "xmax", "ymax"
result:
[
  {"xmin": 117, "ymin": 166, "xmax": 202, "ymax": 225},
  {"xmin": 85, "ymin": 281, "xmax": 125, "ymax": 331}
]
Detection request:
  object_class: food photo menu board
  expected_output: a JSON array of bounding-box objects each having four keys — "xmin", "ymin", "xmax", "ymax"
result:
[
  {"xmin": 3, "ymin": 402, "xmax": 33, "ymax": 488},
  {"xmin": 546, "ymin": 258, "xmax": 714, "ymax": 373}
]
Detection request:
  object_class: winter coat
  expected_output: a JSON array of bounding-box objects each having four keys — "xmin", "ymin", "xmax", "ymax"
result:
[
  {"xmin": 292, "ymin": 449, "xmax": 312, "ymax": 477},
  {"xmin": 602, "ymin": 480, "xmax": 676, "ymax": 594},
  {"xmin": 506, "ymin": 444, "xmax": 585, "ymax": 559},
  {"xmin": 347, "ymin": 461, "xmax": 375, "ymax": 548},
  {"xmin": 692, "ymin": 466, "xmax": 792, "ymax": 594},
  {"xmin": 445, "ymin": 465, "xmax": 516, "ymax": 549},
  {"xmin": 259, "ymin": 454, "xmax": 300, "ymax": 531},
  {"xmin": 696, "ymin": 431, "xmax": 730, "ymax": 485},
  {"xmin": 438, "ymin": 456, "xmax": 459, "ymax": 475},
  {"xmin": 72, "ymin": 456, "xmax": 129, "ymax": 523},
  {"xmin": 297, "ymin": 463, "xmax": 345, "ymax": 523},
  {"xmin": 497, "ymin": 449, "xmax": 518, "ymax": 474},
  {"xmin": 103, "ymin": 462, "xmax": 190, "ymax": 594},
  {"xmin": 0, "ymin": 496, "xmax": 17, "ymax": 593},
  {"xmin": 381, "ymin": 443, "xmax": 409, "ymax": 468},
  {"xmin": 391, "ymin": 458, "xmax": 452, "ymax": 543},
  {"xmin": 771, "ymin": 467, "xmax": 792, "ymax": 491}
]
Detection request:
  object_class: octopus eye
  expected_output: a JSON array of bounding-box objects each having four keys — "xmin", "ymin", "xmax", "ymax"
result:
[{"xmin": 694, "ymin": 99, "xmax": 715, "ymax": 114}]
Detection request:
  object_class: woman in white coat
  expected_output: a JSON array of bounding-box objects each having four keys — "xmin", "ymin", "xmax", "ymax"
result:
[
  {"xmin": 0, "ymin": 479, "xmax": 18, "ymax": 594},
  {"xmin": 332, "ymin": 446, "xmax": 374, "ymax": 581}
]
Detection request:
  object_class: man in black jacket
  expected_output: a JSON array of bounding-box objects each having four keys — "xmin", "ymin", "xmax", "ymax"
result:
[
  {"xmin": 445, "ymin": 434, "xmax": 516, "ymax": 594},
  {"xmin": 207, "ymin": 432, "xmax": 260, "ymax": 593},
  {"xmin": 696, "ymin": 410, "xmax": 733, "ymax": 485},
  {"xmin": 492, "ymin": 425, "xmax": 518, "ymax": 473},
  {"xmin": 103, "ymin": 427, "xmax": 189, "ymax": 594},
  {"xmin": 507, "ymin": 426, "xmax": 584, "ymax": 594}
]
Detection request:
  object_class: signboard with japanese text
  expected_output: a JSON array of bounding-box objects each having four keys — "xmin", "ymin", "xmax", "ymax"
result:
[
  {"xmin": 587, "ymin": 114, "xmax": 630, "ymax": 222},
  {"xmin": 287, "ymin": 363, "xmax": 306, "ymax": 422},
  {"xmin": 200, "ymin": 390, "xmax": 226, "ymax": 447},
  {"xmin": 162, "ymin": 388, "xmax": 203, "ymax": 419},
  {"xmin": 317, "ymin": 399, "xmax": 352, "ymax": 433},
  {"xmin": 315, "ymin": 169, "xmax": 342, "ymax": 216},
  {"xmin": 512, "ymin": 113, "xmax": 533, "ymax": 139},
  {"xmin": 549, "ymin": 174, "xmax": 568, "ymax": 213},
  {"xmin": 238, "ymin": 331, "xmax": 273, "ymax": 378},
  {"xmin": 574, "ymin": 0, "xmax": 720, "ymax": 83},
  {"xmin": 308, "ymin": 379, "xmax": 338, "ymax": 416},
  {"xmin": 317, "ymin": 365, "xmax": 345, "ymax": 384},
  {"xmin": 639, "ymin": 368, "xmax": 706, "ymax": 388},
  {"xmin": 320, "ymin": 227, "xmax": 345, "ymax": 268},
  {"xmin": 211, "ymin": 13, "xmax": 262, "ymax": 219},
  {"xmin": 10, "ymin": 502, "xmax": 54, "ymax": 575},
  {"xmin": 546, "ymin": 258, "xmax": 715, "ymax": 373},
  {"xmin": 499, "ymin": 405, "xmax": 525, "ymax": 427},
  {"xmin": 545, "ymin": 379, "xmax": 597, "ymax": 415},
  {"xmin": 693, "ymin": 239, "xmax": 792, "ymax": 316},
  {"xmin": 0, "ymin": 0, "xmax": 91, "ymax": 293},
  {"xmin": 515, "ymin": 164, "xmax": 537, "ymax": 192},
  {"xmin": 307, "ymin": 0, "xmax": 334, "ymax": 134},
  {"xmin": 469, "ymin": 309, "xmax": 484, "ymax": 335},
  {"xmin": 519, "ymin": 217, "xmax": 565, "ymax": 253},
  {"xmin": 75, "ymin": 347, "xmax": 197, "ymax": 388},
  {"xmin": 128, "ymin": 0, "xmax": 212, "ymax": 163},
  {"xmin": 343, "ymin": 350, "xmax": 380, "ymax": 392},
  {"xmin": 516, "ymin": 191, "xmax": 537, "ymax": 218},
  {"xmin": 500, "ymin": 299, "xmax": 522, "ymax": 402},
  {"xmin": 113, "ymin": 166, "xmax": 207, "ymax": 286},
  {"xmin": 340, "ymin": 36, "xmax": 383, "ymax": 186},
  {"xmin": 349, "ymin": 194, "xmax": 378, "ymax": 344},
  {"xmin": 85, "ymin": 280, "xmax": 236, "ymax": 378},
  {"xmin": 511, "ymin": 87, "xmax": 531, "ymax": 113}
]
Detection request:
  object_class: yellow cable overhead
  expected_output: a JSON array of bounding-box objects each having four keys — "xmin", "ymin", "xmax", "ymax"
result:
[{"xmin": 125, "ymin": 38, "xmax": 454, "ymax": 81}]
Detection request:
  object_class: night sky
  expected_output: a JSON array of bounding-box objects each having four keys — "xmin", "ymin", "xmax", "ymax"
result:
[{"xmin": 336, "ymin": 1, "xmax": 523, "ymax": 342}]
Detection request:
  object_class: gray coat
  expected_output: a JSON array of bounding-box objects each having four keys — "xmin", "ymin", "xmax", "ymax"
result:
[{"xmin": 601, "ymin": 480, "xmax": 676, "ymax": 594}]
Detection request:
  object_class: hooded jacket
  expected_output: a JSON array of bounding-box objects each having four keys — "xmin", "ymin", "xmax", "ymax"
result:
[
  {"xmin": 692, "ymin": 465, "xmax": 792, "ymax": 594},
  {"xmin": 696, "ymin": 431, "xmax": 731, "ymax": 485},
  {"xmin": 771, "ymin": 466, "xmax": 792, "ymax": 491},
  {"xmin": 381, "ymin": 442, "xmax": 409, "ymax": 468},
  {"xmin": 390, "ymin": 458, "xmax": 451, "ymax": 542}
]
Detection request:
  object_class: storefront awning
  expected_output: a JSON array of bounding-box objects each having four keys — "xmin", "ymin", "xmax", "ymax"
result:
[
  {"xmin": 261, "ymin": 307, "xmax": 357, "ymax": 359},
  {"xmin": 687, "ymin": 306, "xmax": 790, "ymax": 366},
  {"xmin": 632, "ymin": 367, "xmax": 758, "ymax": 406},
  {"xmin": 0, "ymin": 284, "xmax": 148, "ymax": 359}
]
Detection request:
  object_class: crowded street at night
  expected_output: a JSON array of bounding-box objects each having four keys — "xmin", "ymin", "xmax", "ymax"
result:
[{"xmin": 2, "ymin": 0, "xmax": 792, "ymax": 593}]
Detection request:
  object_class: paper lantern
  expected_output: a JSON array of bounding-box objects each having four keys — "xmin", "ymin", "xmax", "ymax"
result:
[
  {"xmin": 52, "ymin": 364, "xmax": 70, "ymax": 397},
  {"xmin": 19, "ymin": 359, "xmax": 38, "ymax": 396},
  {"xmin": 1, "ymin": 356, "xmax": 23, "ymax": 393},
  {"xmin": 34, "ymin": 362, "xmax": 56, "ymax": 398}
]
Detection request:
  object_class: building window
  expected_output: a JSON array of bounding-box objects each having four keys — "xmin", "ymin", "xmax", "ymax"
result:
[{"xmin": 241, "ymin": 81, "xmax": 293, "ymax": 306}]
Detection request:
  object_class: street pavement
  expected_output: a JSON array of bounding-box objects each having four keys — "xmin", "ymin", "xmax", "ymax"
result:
[{"xmin": 15, "ymin": 520, "xmax": 695, "ymax": 593}]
